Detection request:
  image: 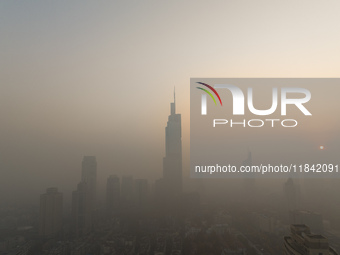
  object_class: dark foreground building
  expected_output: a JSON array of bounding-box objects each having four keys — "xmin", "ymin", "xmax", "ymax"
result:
[{"xmin": 284, "ymin": 224, "xmax": 338, "ymax": 255}]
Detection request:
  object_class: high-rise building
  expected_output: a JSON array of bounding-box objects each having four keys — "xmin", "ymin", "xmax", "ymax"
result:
[
  {"xmin": 121, "ymin": 175, "xmax": 134, "ymax": 205},
  {"xmin": 106, "ymin": 175, "xmax": 120, "ymax": 215},
  {"xmin": 284, "ymin": 224, "xmax": 337, "ymax": 255},
  {"xmin": 284, "ymin": 178, "xmax": 301, "ymax": 211},
  {"xmin": 134, "ymin": 179, "xmax": 149, "ymax": 207},
  {"xmin": 39, "ymin": 187, "xmax": 63, "ymax": 238},
  {"xmin": 162, "ymin": 89, "xmax": 182, "ymax": 197},
  {"xmin": 72, "ymin": 182, "xmax": 92, "ymax": 237},
  {"xmin": 81, "ymin": 156, "xmax": 97, "ymax": 209}
]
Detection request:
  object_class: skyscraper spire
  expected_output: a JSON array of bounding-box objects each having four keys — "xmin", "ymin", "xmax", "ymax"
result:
[{"xmin": 171, "ymin": 87, "xmax": 176, "ymax": 115}]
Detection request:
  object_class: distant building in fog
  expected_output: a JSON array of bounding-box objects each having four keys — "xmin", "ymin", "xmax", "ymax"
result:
[
  {"xmin": 121, "ymin": 175, "xmax": 134, "ymax": 205},
  {"xmin": 39, "ymin": 187, "xmax": 63, "ymax": 238},
  {"xmin": 72, "ymin": 181, "xmax": 92, "ymax": 237},
  {"xmin": 284, "ymin": 178, "xmax": 301, "ymax": 211},
  {"xmin": 81, "ymin": 156, "xmax": 97, "ymax": 210},
  {"xmin": 162, "ymin": 89, "xmax": 182, "ymax": 197},
  {"xmin": 134, "ymin": 179, "xmax": 149, "ymax": 207},
  {"xmin": 284, "ymin": 224, "xmax": 337, "ymax": 255},
  {"xmin": 106, "ymin": 175, "xmax": 120, "ymax": 215}
]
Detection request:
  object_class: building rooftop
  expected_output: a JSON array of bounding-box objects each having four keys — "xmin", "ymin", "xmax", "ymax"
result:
[{"xmin": 284, "ymin": 225, "xmax": 338, "ymax": 255}]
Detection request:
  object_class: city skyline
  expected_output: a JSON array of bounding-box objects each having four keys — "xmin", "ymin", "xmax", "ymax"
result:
[
  {"xmin": 1, "ymin": 1, "xmax": 340, "ymax": 253},
  {"xmin": 2, "ymin": 1, "xmax": 340, "ymax": 205}
]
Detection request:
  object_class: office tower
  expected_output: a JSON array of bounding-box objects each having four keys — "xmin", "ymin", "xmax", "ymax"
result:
[
  {"xmin": 81, "ymin": 156, "xmax": 97, "ymax": 210},
  {"xmin": 163, "ymin": 89, "xmax": 182, "ymax": 197},
  {"xmin": 121, "ymin": 175, "xmax": 134, "ymax": 205},
  {"xmin": 134, "ymin": 179, "xmax": 149, "ymax": 207},
  {"xmin": 39, "ymin": 187, "xmax": 63, "ymax": 238},
  {"xmin": 106, "ymin": 175, "xmax": 120, "ymax": 215},
  {"xmin": 284, "ymin": 224, "xmax": 337, "ymax": 255},
  {"xmin": 284, "ymin": 178, "xmax": 301, "ymax": 211},
  {"xmin": 72, "ymin": 182, "xmax": 92, "ymax": 237}
]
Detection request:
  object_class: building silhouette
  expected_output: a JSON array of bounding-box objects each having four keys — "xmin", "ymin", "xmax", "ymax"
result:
[
  {"xmin": 134, "ymin": 179, "xmax": 149, "ymax": 208},
  {"xmin": 106, "ymin": 175, "xmax": 120, "ymax": 216},
  {"xmin": 81, "ymin": 156, "xmax": 97, "ymax": 210},
  {"xmin": 72, "ymin": 182, "xmax": 92, "ymax": 237},
  {"xmin": 162, "ymin": 89, "xmax": 182, "ymax": 198},
  {"xmin": 284, "ymin": 224, "xmax": 337, "ymax": 255},
  {"xmin": 39, "ymin": 187, "xmax": 63, "ymax": 238},
  {"xmin": 121, "ymin": 175, "xmax": 134, "ymax": 206},
  {"xmin": 284, "ymin": 178, "xmax": 301, "ymax": 211}
]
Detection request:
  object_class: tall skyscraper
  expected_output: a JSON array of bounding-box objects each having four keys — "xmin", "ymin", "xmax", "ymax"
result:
[
  {"xmin": 121, "ymin": 175, "xmax": 134, "ymax": 205},
  {"xmin": 106, "ymin": 175, "xmax": 120, "ymax": 215},
  {"xmin": 134, "ymin": 179, "xmax": 149, "ymax": 207},
  {"xmin": 72, "ymin": 181, "xmax": 92, "ymax": 237},
  {"xmin": 81, "ymin": 156, "xmax": 97, "ymax": 210},
  {"xmin": 162, "ymin": 89, "xmax": 182, "ymax": 197},
  {"xmin": 39, "ymin": 187, "xmax": 63, "ymax": 238},
  {"xmin": 284, "ymin": 178, "xmax": 301, "ymax": 211}
]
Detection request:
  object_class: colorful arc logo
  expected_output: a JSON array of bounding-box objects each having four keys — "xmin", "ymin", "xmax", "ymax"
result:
[{"xmin": 196, "ymin": 82, "xmax": 223, "ymax": 106}]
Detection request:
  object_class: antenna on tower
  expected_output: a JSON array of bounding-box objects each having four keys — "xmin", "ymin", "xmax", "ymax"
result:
[{"xmin": 171, "ymin": 87, "xmax": 176, "ymax": 115}]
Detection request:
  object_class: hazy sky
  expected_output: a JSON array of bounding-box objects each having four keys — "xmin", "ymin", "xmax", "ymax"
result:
[{"xmin": 1, "ymin": 0, "xmax": 340, "ymax": 204}]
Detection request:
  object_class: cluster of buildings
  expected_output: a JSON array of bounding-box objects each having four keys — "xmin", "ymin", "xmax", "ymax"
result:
[
  {"xmin": 2, "ymin": 93, "xmax": 339, "ymax": 254},
  {"xmin": 35, "ymin": 93, "xmax": 185, "ymax": 254}
]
